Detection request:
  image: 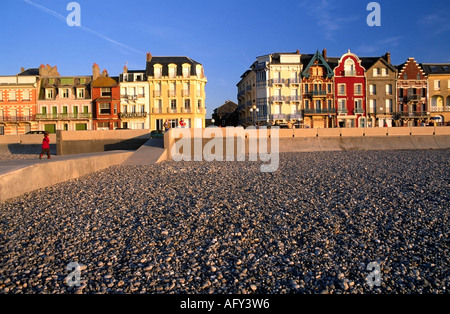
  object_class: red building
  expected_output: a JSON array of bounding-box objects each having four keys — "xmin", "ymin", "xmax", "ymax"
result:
[
  {"xmin": 91, "ymin": 64, "xmax": 121, "ymax": 130},
  {"xmin": 334, "ymin": 50, "xmax": 367, "ymax": 128},
  {"xmin": 396, "ymin": 58, "xmax": 428, "ymax": 126},
  {"xmin": 0, "ymin": 68, "xmax": 39, "ymax": 135}
]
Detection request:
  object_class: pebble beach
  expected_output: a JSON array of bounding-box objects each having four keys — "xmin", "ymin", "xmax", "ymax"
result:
[{"xmin": 0, "ymin": 150, "xmax": 448, "ymax": 294}]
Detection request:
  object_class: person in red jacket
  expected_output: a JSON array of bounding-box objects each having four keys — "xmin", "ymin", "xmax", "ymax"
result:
[{"xmin": 39, "ymin": 132, "xmax": 51, "ymax": 159}]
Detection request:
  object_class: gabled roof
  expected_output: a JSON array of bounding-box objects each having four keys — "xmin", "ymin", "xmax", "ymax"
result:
[
  {"xmin": 360, "ymin": 56, "xmax": 396, "ymax": 72},
  {"xmin": 146, "ymin": 56, "xmax": 202, "ymax": 77},
  {"xmin": 92, "ymin": 76, "xmax": 119, "ymax": 88},
  {"xmin": 301, "ymin": 50, "xmax": 334, "ymax": 78}
]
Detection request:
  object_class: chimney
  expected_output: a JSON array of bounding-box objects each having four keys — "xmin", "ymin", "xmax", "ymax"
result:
[
  {"xmin": 92, "ymin": 63, "xmax": 100, "ymax": 80},
  {"xmin": 322, "ymin": 48, "xmax": 327, "ymax": 61},
  {"xmin": 385, "ymin": 52, "xmax": 391, "ymax": 64},
  {"xmin": 146, "ymin": 52, "xmax": 152, "ymax": 62},
  {"xmin": 20, "ymin": 67, "xmax": 25, "ymax": 73},
  {"xmin": 123, "ymin": 62, "xmax": 128, "ymax": 74}
]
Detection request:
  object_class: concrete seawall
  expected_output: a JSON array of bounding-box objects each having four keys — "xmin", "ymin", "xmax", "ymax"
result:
[
  {"xmin": 0, "ymin": 151, "xmax": 133, "ymax": 202},
  {"xmin": 164, "ymin": 126, "xmax": 450, "ymax": 159}
]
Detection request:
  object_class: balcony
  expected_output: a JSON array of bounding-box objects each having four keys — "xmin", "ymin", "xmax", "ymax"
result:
[
  {"xmin": 271, "ymin": 114, "xmax": 286, "ymax": 120},
  {"xmin": 36, "ymin": 113, "xmax": 91, "ymax": 120},
  {"xmin": 118, "ymin": 112, "xmax": 147, "ymax": 119},
  {"xmin": 271, "ymin": 96, "xmax": 285, "ymax": 102},
  {"xmin": 304, "ymin": 108, "xmax": 336, "ymax": 115},
  {"xmin": 271, "ymin": 78, "xmax": 284, "ymax": 85},
  {"xmin": 354, "ymin": 108, "xmax": 365, "ymax": 114},
  {"xmin": 0, "ymin": 115, "xmax": 36, "ymax": 122},
  {"xmin": 288, "ymin": 78, "xmax": 301, "ymax": 85},
  {"xmin": 398, "ymin": 111, "xmax": 430, "ymax": 118}
]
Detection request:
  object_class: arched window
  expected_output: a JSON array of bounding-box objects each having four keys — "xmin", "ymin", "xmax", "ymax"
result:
[{"xmin": 344, "ymin": 59, "xmax": 355, "ymax": 76}]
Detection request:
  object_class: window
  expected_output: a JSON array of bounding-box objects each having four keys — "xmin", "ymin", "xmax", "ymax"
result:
[
  {"xmin": 154, "ymin": 67, "xmax": 162, "ymax": 79},
  {"xmin": 9, "ymin": 91, "xmax": 17, "ymax": 101},
  {"xmin": 61, "ymin": 88, "xmax": 69, "ymax": 98},
  {"xmin": 369, "ymin": 84, "xmax": 376, "ymax": 96},
  {"xmin": 170, "ymin": 99, "xmax": 177, "ymax": 110},
  {"xmin": 197, "ymin": 99, "xmax": 202, "ymax": 109},
  {"xmin": 184, "ymin": 99, "xmax": 190, "ymax": 109},
  {"xmin": 197, "ymin": 84, "xmax": 201, "ymax": 97},
  {"xmin": 77, "ymin": 88, "xmax": 85, "ymax": 98},
  {"xmin": 101, "ymin": 88, "xmax": 111, "ymax": 97},
  {"xmin": 99, "ymin": 103, "xmax": 110, "ymax": 115},
  {"xmin": 327, "ymin": 84, "xmax": 332, "ymax": 93},
  {"xmin": 382, "ymin": 68, "xmax": 388, "ymax": 77},
  {"xmin": 327, "ymin": 99, "xmax": 333, "ymax": 109},
  {"xmin": 355, "ymin": 99, "xmax": 363, "ymax": 111},
  {"xmin": 62, "ymin": 106, "xmax": 68, "ymax": 115},
  {"xmin": 369, "ymin": 99, "xmax": 376, "ymax": 113},
  {"xmin": 97, "ymin": 122, "xmax": 109, "ymax": 130},
  {"xmin": 338, "ymin": 84, "xmax": 346, "ymax": 95},
  {"xmin": 304, "ymin": 99, "xmax": 310, "ymax": 108},
  {"xmin": 385, "ymin": 99, "xmax": 393, "ymax": 113},
  {"xmin": 304, "ymin": 84, "xmax": 309, "ymax": 93},
  {"xmin": 354, "ymin": 84, "xmax": 363, "ymax": 95},
  {"xmin": 0, "ymin": 92, "xmax": 3, "ymax": 101},
  {"xmin": 345, "ymin": 59, "xmax": 355, "ymax": 76},
  {"xmin": 22, "ymin": 90, "xmax": 30, "ymax": 101},
  {"xmin": 139, "ymin": 87, "xmax": 145, "ymax": 97},
  {"xmin": 338, "ymin": 99, "xmax": 346, "ymax": 112},
  {"xmin": 373, "ymin": 68, "xmax": 381, "ymax": 77},
  {"xmin": 83, "ymin": 106, "xmax": 89, "ymax": 114},
  {"xmin": 169, "ymin": 66, "xmax": 176, "ymax": 78},
  {"xmin": 385, "ymin": 84, "xmax": 393, "ymax": 95},
  {"xmin": 183, "ymin": 66, "xmax": 190, "ymax": 78},
  {"xmin": 434, "ymin": 80, "xmax": 441, "ymax": 91}
]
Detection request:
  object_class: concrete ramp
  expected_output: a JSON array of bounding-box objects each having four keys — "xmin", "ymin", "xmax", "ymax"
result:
[
  {"xmin": 0, "ymin": 151, "xmax": 134, "ymax": 202},
  {"xmin": 121, "ymin": 138, "xmax": 166, "ymax": 166}
]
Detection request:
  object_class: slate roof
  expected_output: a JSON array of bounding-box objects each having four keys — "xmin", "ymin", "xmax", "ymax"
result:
[
  {"xmin": 145, "ymin": 56, "xmax": 202, "ymax": 77},
  {"xmin": 421, "ymin": 63, "xmax": 450, "ymax": 75},
  {"xmin": 18, "ymin": 68, "xmax": 40, "ymax": 76}
]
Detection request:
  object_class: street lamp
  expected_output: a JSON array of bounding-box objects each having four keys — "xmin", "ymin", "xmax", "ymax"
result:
[{"xmin": 249, "ymin": 105, "xmax": 259, "ymax": 126}]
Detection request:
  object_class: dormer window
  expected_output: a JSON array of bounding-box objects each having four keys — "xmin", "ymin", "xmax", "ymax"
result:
[
  {"xmin": 101, "ymin": 88, "xmax": 111, "ymax": 97},
  {"xmin": 77, "ymin": 88, "xmax": 85, "ymax": 99},
  {"xmin": 60, "ymin": 88, "xmax": 70, "ymax": 98},
  {"xmin": 46, "ymin": 89, "xmax": 54, "ymax": 99}
]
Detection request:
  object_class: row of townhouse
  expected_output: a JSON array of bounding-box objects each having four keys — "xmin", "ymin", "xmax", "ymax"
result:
[
  {"xmin": 0, "ymin": 53, "xmax": 207, "ymax": 135},
  {"xmin": 237, "ymin": 49, "xmax": 450, "ymax": 128}
]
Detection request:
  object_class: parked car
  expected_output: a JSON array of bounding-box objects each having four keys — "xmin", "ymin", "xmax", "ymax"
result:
[{"xmin": 150, "ymin": 130, "xmax": 164, "ymax": 139}]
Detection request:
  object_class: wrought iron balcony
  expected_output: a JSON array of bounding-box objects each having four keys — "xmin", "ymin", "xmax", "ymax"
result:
[
  {"xmin": 118, "ymin": 112, "xmax": 147, "ymax": 119},
  {"xmin": 304, "ymin": 108, "xmax": 335, "ymax": 115},
  {"xmin": 36, "ymin": 113, "xmax": 91, "ymax": 120}
]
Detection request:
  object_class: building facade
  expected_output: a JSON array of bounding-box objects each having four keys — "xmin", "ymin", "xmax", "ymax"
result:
[
  {"xmin": 396, "ymin": 58, "xmax": 428, "ymax": 126},
  {"xmin": 118, "ymin": 66, "xmax": 149, "ymax": 130},
  {"xmin": 145, "ymin": 53, "xmax": 207, "ymax": 130},
  {"xmin": 36, "ymin": 64, "xmax": 93, "ymax": 133},
  {"xmin": 362, "ymin": 53, "xmax": 397, "ymax": 127},
  {"xmin": 422, "ymin": 63, "xmax": 450, "ymax": 126},
  {"xmin": 0, "ymin": 68, "xmax": 39, "ymax": 135},
  {"xmin": 92, "ymin": 64, "xmax": 121, "ymax": 130},
  {"xmin": 301, "ymin": 50, "xmax": 336, "ymax": 128},
  {"xmin": 334, "ymin": 50, "xmax": 367, "ymax": 128}
]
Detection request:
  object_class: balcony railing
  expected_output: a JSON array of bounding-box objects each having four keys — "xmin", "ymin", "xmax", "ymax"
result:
[
  {"xmin": 354, "ymin": 108, "xmax": 365, "ymax": 114},
  {"xmin": 271, "ymin": 114, "xmax": 286, "ymax": 120},
  {"xmin": 430, "ymin": 106, "xmax": 450, "ymax": 112},
  {"xmin": 304, "ymin": 108, "xmax": 336, "ymax": 115},
  {"xmin": 118, "ymin": 112, "xmax": 147, "ymax": 119},
  {"xmin": 398, "ymin": 111, "xmax": 430, "ymax": 118},
  {"xmin": 0, "ymin": 115, "xmax": 36, "ymax": 122},
  {"xmin": 36, "ymin": 113, "xmax": 91, "ymax": 120},
  {"xmin": 345, "ymin": 70, "xmax": 356, "ymax": 76}
]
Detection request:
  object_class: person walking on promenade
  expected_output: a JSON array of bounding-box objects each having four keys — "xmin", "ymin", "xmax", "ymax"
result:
[
  {"xmin": 39, "ymin": 132, "xmax": 51, "ymax": 159},
  {"xmin": 164, "ymin": 119, "xmax": 170, "ymax": 132},
  {"xmin": 179, "ymin": 118, "xmax": 186, "ymax": 128}
]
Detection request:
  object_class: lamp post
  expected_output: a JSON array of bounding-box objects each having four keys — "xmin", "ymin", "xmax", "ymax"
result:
[{"xmin": 249, "ymin": 105, "xmax": 259, "ymax": 126}]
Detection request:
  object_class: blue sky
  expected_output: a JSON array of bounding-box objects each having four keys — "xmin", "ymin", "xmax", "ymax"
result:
[{"xmin": 1, "ymin": 0, "xmax": 449, "ymax": 118}]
